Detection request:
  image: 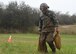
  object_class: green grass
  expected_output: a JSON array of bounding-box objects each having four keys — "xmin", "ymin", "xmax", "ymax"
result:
[{"xmin": 0, "ymin": 33, "xmax": 76, "ymax": 54}]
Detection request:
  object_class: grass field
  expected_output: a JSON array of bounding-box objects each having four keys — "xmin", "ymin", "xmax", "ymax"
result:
[{"xmin": 0, "ymin": 33, "xmax": 76, "ymax": 54}]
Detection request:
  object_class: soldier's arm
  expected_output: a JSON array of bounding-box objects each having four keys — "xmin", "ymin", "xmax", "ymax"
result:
[
  {"xmin": 51, "ymin": 11, "xmax": 59, "ymax": 33},
  {"xmin": 39, "ymin": 16, "xmax": 43, "ymax": 31},
  {"xmin": 47, "ymin": 11, "xmax": 59, "ymax": 27},
  {"xmin": 47, "ymin": 11, "xmax": 59, "ymax": 33},
  {"xmin": 52, "ymin": 13, "xmax": 59, "ymax": 34},
  {"xmin": 52, "ymin": 12, "xmax": 59, "ymax": 27}
]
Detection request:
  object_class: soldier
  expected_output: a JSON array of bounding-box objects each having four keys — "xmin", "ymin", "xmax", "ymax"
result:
[{"xmin": 38, "ymin": 3, "xmax": 59, "ymax": 54}]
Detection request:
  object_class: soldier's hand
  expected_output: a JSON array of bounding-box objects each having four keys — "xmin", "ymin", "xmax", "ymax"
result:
[{"xmin": 55, "ymin": 27, "xmax": 59, "ymax": 33}]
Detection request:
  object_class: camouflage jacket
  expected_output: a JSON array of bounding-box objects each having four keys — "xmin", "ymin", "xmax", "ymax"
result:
[{"xmin": 39, "ymin": 10, "xmax": 59, "ymax": 32}]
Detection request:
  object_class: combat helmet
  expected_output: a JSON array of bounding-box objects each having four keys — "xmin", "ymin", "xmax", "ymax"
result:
[{"xmin": 40, "ymin": 3, "xmax": 49, "ymax": 10}]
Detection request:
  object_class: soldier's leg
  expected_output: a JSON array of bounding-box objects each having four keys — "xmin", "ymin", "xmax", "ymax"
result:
[
  {"xmin": 46, "ymin": 32, "xmax": 56, "ymax": 53},
  {"xmin": 38, "ymin": 32, "xmax": 48, "ymax": 52},
  {"xmin": 47, "ymin": 41, "xmax": 56, "ymax": 54}
]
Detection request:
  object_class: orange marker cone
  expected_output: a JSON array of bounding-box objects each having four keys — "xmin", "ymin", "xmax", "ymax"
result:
[{"xmin": 8, "ymin": 35, "xmax": 12, "ymax": 43}]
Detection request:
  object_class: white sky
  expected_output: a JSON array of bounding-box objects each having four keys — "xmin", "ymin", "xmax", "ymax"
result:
[{"xmin": 0, "ymin": 0, "xmax": 76, "ymax": 15}]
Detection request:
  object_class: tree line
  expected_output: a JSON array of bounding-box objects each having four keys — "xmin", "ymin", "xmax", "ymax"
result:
[{"xmin": 0, "ymin": 1, "xmax": 76, "ymax": 33}]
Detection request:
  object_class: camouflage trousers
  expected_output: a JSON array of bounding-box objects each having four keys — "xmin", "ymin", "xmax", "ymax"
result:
[{"xmin": 38, "ymin": 31, "xmax": 56, "ymax": 53}]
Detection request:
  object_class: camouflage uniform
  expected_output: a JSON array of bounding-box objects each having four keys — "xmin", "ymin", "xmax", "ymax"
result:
[{"xmin": 38, "ymin": 4, "xmax": 59, "ymax": 53}]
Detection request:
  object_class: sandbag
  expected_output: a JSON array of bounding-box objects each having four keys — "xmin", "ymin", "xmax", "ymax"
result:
[{"xmin": 54, "ymin": 32, "xmax": 61, "ymax": 50}]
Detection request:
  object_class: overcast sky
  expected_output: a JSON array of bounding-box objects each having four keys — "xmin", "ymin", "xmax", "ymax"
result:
[{"xmin": 0, "ymin": 0, "xmax": 76, "ymax": 15}]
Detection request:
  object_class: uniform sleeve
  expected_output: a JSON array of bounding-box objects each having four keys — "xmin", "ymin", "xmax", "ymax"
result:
[
  {"xmin": 39, "ymin": 16, "xmax": 43, "ymax": 30},
  {"xmin": 47, "ymin": 11, "xmax": 59, "ymax": 27}
]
